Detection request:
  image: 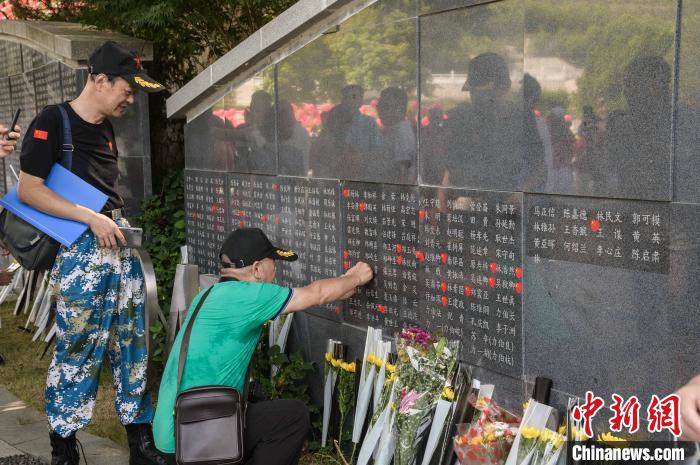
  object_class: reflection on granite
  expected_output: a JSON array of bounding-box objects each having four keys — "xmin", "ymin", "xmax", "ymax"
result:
[
  {"xmin": 521, "ymin": 0, "xmax": 675, "ymax": 201},
  {"xmin": 219, "ymin": 72, "xmax": 277, "ymax": 174},
  {"xmin": 419, "ymin": 3, "xmax": 528, "ymax": 192},
  {"xmin": 278, "ymin": 20, "xmax": 417, "ymax": 184},
  {"xmin": 676, "ymin": 0, "xmax": 700, "ymax": 202},
  {"xmin": 184, "ymin": 109, "xmax": 214, "ymax": 170}
]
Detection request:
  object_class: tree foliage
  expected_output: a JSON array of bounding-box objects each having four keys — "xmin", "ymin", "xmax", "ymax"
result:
[{"xmin": 10, "ymin": 0, "xmax": 296, "ymax": 89}]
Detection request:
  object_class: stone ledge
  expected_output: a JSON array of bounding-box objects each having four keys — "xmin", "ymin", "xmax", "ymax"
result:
[{"xmin": 0, "ymin": 20, "xmax": 152, "ymax": 66}]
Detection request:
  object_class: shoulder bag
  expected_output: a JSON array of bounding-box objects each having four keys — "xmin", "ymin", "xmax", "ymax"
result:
[
  {"xmin": 174, "ymin": 285, "xmax": 247, "ymax": 465},
  {"xmin": 0, "ymin": 104, "xmax": 74, "ymax": 271}
]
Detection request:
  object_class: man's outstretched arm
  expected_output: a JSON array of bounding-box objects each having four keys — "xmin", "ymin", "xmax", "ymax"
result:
[{"xmin": 283, "ymin": 262, "xmax": 373, "ymax": 314}]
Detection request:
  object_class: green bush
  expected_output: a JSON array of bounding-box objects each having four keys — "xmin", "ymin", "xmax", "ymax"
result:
[{"xmin": 137, "ymin": 169, "xmax": 185, "ymax": 365}]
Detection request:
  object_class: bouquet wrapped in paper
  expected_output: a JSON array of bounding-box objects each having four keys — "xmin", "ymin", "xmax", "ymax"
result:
[
  {"xmin": 393, "ymin": 327, "xmax": 459, "ymax": 465},
  {"xmin": 453, "ymin": 396, "xmax": 521, "ymax": 465},
  {"xmin": 505, "ymin": 399, "xmax": 563, "ymax": 465},
  {"xmin": 356, "ymin": 352, "xmax": 397, "ymax": 465}
]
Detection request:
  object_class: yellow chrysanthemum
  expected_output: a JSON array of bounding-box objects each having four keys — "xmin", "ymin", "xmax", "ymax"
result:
[
  {"xmin": 598, "ymin": 432, "xmax": 627, "ymax": 445},
  {"xmin": 571, "ymin": 428, "xmax": 590, "ymax": 441},
  {"xmin": 539, "ymin": 429, "xmax": 554, "ymax": 443},
  {"xmin": 552, "ymin": 434, "xmax": 565, "ymax": 449},
  {"xmin": 522, "ymin": 400, "xmax": 530, "ymax": 413},
  {"xmin": 331, "ymin": 359, "xmax": 341, "ymax": 368},
  {"xmin": 348, "ymin": 362, "xmax": 357, "ymax": 373},
  {"xmin": 558, "ymin": 425, "xmax": 567, "ymax": 435},
  {"xmin": 367, "ymin": 354, "xmax": 376, "ymax": 365},
  {"xmin": 521, "ymin": 426, "xmax": 541, "ymax": 440},
  {"xmin": 442, "ymin": 386, "xmax": 455, "ymax": 401},
  {"xmin": 386, "ymin": 363, "xmax": 396, "ymax": 374},
  {"xmin": 325, "ymin": 352, "xmax": 332, "ymax": 363}
]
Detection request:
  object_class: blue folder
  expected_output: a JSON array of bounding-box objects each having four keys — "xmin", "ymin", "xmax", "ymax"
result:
[{"xmin": 0, "ymin": 164, "xmax": 108, "ymax": 247}]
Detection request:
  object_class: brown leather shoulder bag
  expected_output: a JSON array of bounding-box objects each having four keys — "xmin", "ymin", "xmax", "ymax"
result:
[{"xmin": 174, "ymin": 286, "xmax": 246, "ymax": 465}]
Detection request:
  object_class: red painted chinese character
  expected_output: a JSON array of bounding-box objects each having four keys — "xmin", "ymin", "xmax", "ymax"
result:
[
  {"xmin": 647, "ymin": 394, "xmax": 681, "ymax": 437},
  {"xmin": 609, "ymin": 394, "xmax": 641, "ymax": 433},
  {"xmin": 572, "ymin": 391, "xmax": 605, "ymax": 438}
]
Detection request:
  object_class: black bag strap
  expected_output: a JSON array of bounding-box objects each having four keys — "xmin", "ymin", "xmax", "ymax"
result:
[
  {"xmin": 177, "ymin": 285, "xmax": 214, "ymax": 393},
  {"xmin": 175, "ymin": 284, "xmax": 254, "ymax": 399},
  {"xmin": 55, "ymin": 104, "xmax": 73, "ymax": 171}
]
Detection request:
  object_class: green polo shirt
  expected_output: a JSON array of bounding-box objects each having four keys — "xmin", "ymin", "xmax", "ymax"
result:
[{"xmin": 153, "ymin": 280, "xmax": 293, "ymax": 453}]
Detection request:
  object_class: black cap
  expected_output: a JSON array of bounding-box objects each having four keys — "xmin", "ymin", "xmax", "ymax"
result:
[
  {"xmin": 462, "ymin": 52, "xmax": 511, "ymax": 92},
  {"xmin": 88, "ymin": 41, "xmax": 164, "ymax": 93},
  {"xmin": 220, "ymin": 228, "xmax": 298, "ymax": 268}
]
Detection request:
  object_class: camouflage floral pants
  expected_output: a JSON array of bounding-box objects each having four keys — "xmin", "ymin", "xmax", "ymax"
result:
[{"xmin": 45, "ymin": 218, "xmax": 153, "ymax": 437}]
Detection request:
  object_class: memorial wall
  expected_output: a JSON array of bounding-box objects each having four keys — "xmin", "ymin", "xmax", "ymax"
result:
[
  {"xmin": 0, "ymin": 37, "xmax": 152, "ymax": 215},
  {"xmin": 183, "ymin": 0, "xmax": 700, "ymax": 424}
]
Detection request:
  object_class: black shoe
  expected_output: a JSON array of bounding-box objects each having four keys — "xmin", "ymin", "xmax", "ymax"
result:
[
  {"xmin": 49, "ymin": 431, "xmax": 80, "ymax": 465},
  {"xmin": 125, "ymin": 423, "xmax": 168, "ymax": 465}
]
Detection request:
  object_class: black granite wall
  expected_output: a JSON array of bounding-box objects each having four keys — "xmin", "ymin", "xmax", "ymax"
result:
[{"xmin": 183, "ymin": 0, "xmax": 700, "ymax": 428}]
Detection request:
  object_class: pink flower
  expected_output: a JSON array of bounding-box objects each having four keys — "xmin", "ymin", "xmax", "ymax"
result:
[
  {"xmin": 399, "ymin": 389, "xmax": 423, "ymax": 414},
  {"xmin": 400, "ymin": 326, "xmax": 433, "ymax": 348}
]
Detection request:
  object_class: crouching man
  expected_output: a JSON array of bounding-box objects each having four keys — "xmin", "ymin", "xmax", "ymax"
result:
[{"xmin": 153, "ymin": 227, "xmax": 373, "ymax": 465}]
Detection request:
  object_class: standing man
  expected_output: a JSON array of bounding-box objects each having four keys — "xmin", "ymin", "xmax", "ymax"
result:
[
  {"xmin": 17, "ymin": 41, "xmax": 166, "ymax": 465},
  {"xmin": 153, "ymin": 228, "xmax": 374, "ymax": 465}
]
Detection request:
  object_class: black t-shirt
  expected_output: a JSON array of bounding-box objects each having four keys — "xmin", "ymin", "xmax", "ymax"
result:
[{"xmin": 19, "ymin": 102, "xmax": 124, "ymax": 210}]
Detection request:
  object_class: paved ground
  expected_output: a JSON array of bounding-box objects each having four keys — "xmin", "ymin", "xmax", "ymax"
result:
[{"xmin": 0, "ymin": 386, "xmax": 129, "ymax": 464}]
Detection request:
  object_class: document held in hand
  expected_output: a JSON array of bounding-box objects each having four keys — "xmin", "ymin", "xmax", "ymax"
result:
[{"xmin": 0, "ymin": 164, "xmax": 108, "ymax": 247}]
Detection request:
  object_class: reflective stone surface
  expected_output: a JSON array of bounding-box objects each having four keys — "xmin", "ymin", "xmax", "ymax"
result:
[
  {"xmin": 277, "ymin": 18, "xmax": 417, "ymax": 184},
  {"xmin": 419, "ymin": 3, "xmax": 527, "ymax": 191},
  {"xmin": 676, "ymin": 0, "xmax": 700, "ymax": 202},
  {"xmin": 219, "ymin": 72, "xmax": 276, "ymax": 174},
  {"xmin": 522, "ymin": 0, "xmax": 675, "ymax": 200},
  {"xmin": 185, "ymin": 99, "xmax": 228, "ymax": 171},
  {"xmin": 523, "ymin": 194, "xmax": 698, "ymax": 405},
  {"xmin": 181, "ymin": 0, "xmax": 700, "ymax": 418}
]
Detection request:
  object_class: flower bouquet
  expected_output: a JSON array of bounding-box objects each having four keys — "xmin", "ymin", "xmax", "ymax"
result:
[
  {"xmin": 453, "ymin": 396, "xmax": 521, "ymax": 465},
  {"xmin": 356, "ymin": 352, "xmax": 397, "ymax": 465},
  {"xmin": 322, "ymin": 340, "xmax": 344, "ymax": 447},
  {"xmin": 393, "ymin": 327, "xmax": 459, "ymax": 465},
  {"xmin": 505, "ymin": 399, "xmax": 557, "ymax": 465}
]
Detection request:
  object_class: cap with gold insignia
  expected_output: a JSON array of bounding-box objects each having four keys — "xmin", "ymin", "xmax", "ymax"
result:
[
  {"xmin": 88, "ymin": 41, "xmax": 164, "ymax": 93},
  {"xmin": 220, "ymin": 227, "xmax": 298, "ymax": 268}
]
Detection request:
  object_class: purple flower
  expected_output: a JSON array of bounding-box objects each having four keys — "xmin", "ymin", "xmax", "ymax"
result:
[{"xmin": 400, "ymin": 326, "xmax": 433, "ymax": 348}]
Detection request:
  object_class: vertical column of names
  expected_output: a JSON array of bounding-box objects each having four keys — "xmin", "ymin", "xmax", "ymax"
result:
[
  {"xmin": 229, "ymin": 174, "xmax": 279, "ymax": 242},
  {"xmin": 342, "ymin": 182, "xmax": 383, "ymax": 327},
  {"xmin": 185, "ymin": 171, "xmax": 227, "ymax": 274},
  {"xmin": 304, "ymin": 179, "xmax": 343, "ymax": 320},
  {"xmin": 276, "ymin": 177, "xmax": 308, "ymax": 288},
  {"xmin": 379, "ymin": 185, "xmax": 420, "ymax": 328},
  {"xmin": 419, "ymin": 187, "xmax": 522, "ymax": 376}
]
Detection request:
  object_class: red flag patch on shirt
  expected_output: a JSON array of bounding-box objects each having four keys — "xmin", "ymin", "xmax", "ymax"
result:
[
  {"xmin": 108, "ymin": 141, "xmax": 113, "ymax": 151},
  {"xmin": 33, "ymin": 129, "xmax": 48, "ymax": 140}
]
